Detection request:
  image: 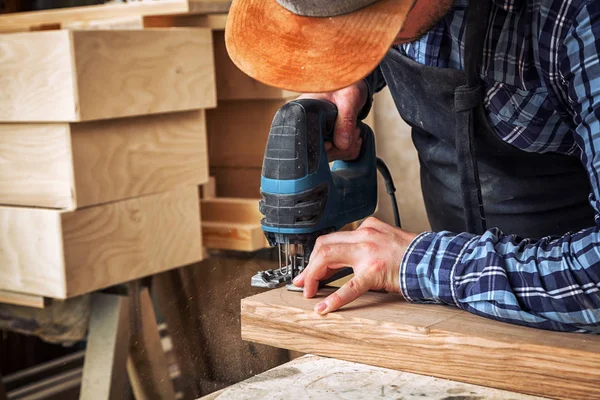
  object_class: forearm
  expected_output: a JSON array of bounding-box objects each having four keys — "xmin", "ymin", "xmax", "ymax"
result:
[{"xmin": 401, "ymin": 228, "xmax": 600, "ymax": 333}]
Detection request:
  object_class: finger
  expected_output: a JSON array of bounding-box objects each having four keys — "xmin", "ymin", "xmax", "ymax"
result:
[
  {"xmin": 314, "ymin": 274, "xmax": 373, "ymax": 315},
  {"xmin": 358, "ymin": 216, "xmax": 386, "ymax": 230},
  {"xmin": 303, "ymin": 264, "xmax": 346, "ymax": 298},
  {"xmin": 292, "ymin": 265, "xmax": 343, "ymax": 289},
  {"xmin": 313, "ymin": 230, "xmax": 364, "ymax": 246},
  {"xmin": 303, "ymin": 243, "xmax": 365, "ymax": 297}
]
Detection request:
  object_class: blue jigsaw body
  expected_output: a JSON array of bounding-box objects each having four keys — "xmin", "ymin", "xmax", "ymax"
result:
[{"xmin": 252, "ymin": 99, "xmax": 378, "ymax": 289}]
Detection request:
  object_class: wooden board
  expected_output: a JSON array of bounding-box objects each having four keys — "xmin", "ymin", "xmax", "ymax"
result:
[
  {"xmin": 0, "ymin": 0, "xmax": 189, "ymax": 32},
  {"xmin": 0, "ymin": 290, "xmax": 45, "ymax": 309},
  {"xmin": 242, "ymin": 288, "xmax": 600, "ymax": 400},
  {"xmin": 201, "ymin": 198, "xmax": 267, "ymax": 251},
  {"xmin": 0, "ymin": 29, "xmax": 215, "ymax": 122},
  {"xmin": 80, "ymin": 293, "xmax": 130, "ymax": 400},
  {"xmin": 200, "ymin": 354, "xmax": 544, "ymax": 400},
  {"xmin": 144, "ymin": 12, "xmax": 228, "ymax": 30},
  {"xmin": 0, "ymin": 186, "xmax": 203, "ymax": 299},
  {"xmin": 210, "ymin": 167, "xmax": 262, "ymax": 198},
  {"xmin": 207, "ymin": 100, "xmax": 286, "ymax": 168},
  {"xmin": 0, "ymin": 110, "xmax": 208, "ymax": 209}
]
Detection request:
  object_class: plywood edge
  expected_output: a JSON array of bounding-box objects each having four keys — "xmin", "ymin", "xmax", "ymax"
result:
[
  {"xmin": 0, "ymin": 123, "xmax": 76, "ymax": 208},
  {"xmin": 0, "ymin": 289, "xmax": 47, "ymax": 308},
  {"xmin": 0, "ymin": 207, "xmax": 67, "ymax": 298},
  {"xmin": 241, "ymin": 288, "xmax": 600, "ymax": 400},
  {"xmin": 0, "ymin": 0, "xmax": 190, "ymax": 32},
  {"xmin": 200, "ymin": 197, "xmax": 262, "ymax": 224},
  {"xmin": 202, "ymin": 221, "xmax": 267, "ymax": 251},
  {"xmin": 0, "ymin": 30, "xmax": 79, "ymax": 122}
]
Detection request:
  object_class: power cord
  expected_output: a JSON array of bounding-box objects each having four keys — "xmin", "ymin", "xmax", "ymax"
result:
[{"xmin": 376, "ymin": 157, "xmax": 402, "ymax": 228}]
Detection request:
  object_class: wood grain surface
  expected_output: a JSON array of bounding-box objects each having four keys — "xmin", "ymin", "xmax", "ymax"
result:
[
  {"xmin": 0, "ymin": 30, "xmax": 77, "ymax": 121},
  {"xmin": 202, "ymin": 222, "xmax": 267, "ymax": 251},
  {"xmin": 1, "ymin": 29, "xmax": 215, "ymax": 122},
  {"xmin": 0, "ymin": 123, "xmax": 74, "ymax": 208},
  {"xmin": 210, "ymin": 167, "xmax": 261, "ymax": 198},
  {"xmin": 0, "ymin": 111, "xmax": 208, "ymax": 209},
  {"xmin": 73, "ymin": 29, "xmax": 215, "ymax": 121},
  {"xmin": 207, "ymin": 100, "xmax": 286, "ymax": 168},
  {"xmin": 201, "ymin": 198, "xmax": 267, "ymax": 251},
  {"xmin": 200, "ymin": 354, "xmax": 545, "ymax": 400},
  {"xmin": 242, "ymin": 288, "xmax": 600, "ymax": 400},
  {"xmin": 71, "ymin": 110, "xmax": 209, "ymax": 207},
  {"xmin": 0, "ymin": 187, "xmax": 203, "ymax": 298}
]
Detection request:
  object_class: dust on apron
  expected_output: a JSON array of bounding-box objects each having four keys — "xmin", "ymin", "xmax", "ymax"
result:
[{"xmin": 378, "ymin": 0, "xmax": 594, "ymax": 238}]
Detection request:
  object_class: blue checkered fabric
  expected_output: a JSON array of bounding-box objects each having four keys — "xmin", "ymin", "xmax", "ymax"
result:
[{"xmin": 396, "ymin": 0, "xmax": 600, "ymax": 333}]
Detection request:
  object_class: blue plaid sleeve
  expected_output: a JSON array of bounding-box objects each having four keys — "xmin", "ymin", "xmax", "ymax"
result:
[{"xmin": 399, "ymin": 4, "xmax": 600, "ymax": 334}]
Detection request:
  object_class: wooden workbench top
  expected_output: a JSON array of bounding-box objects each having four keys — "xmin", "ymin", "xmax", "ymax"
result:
[
  {"xmin": 201, "ymin": 355, "xmax": 546, "ymax": 400},
  {"xmin": 241, "ymin": 288, "xmax": 600, "ymax": 400}
]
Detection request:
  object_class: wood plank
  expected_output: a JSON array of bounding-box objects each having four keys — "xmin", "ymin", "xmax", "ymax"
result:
[
  {"xmin": 80, "ymin": 293, "xmax": 130, "ymax": 400},
  {"xmin": 0, "ymin": 123, "xmax": 74, "ymax": 208},
  {"xmin": 187, "ymin": 0, "xmax": 231, "ymax": 14},
  {"xmin": 212, "ymin": 31, "xmax": 297, "ymax": 100},
  {"xmin": 0, "ymin": 29, "xmax": 216, "ymax": 122},
  {"xmin": 207, "ymin": 100, "xmax": 285, "ymax": 168},
  {"xmin": 72, "ymin": 29, "xmax": 215, "ymax": 121},
  {"xmin": 0, "ymin": 0, "xmax": 189, "ymax": 32},
  {"xmin": 241, "ymin": 288, "xmax": 600, "ymax": 400},
  {"xmin": 201, "ymin": 198, "xmax": 267, "ymax": 251},
  {"xmin": 0, "ymin": 30, "xmax": 77, "ymax": 121},
  {"xmin": 0, "ymin": 186, "xmax": 203, "ymax": 298},
  {"xmin": 200, "ymin": 354, "xmax": 545, "ymax": 400},
  {"xmin": 153, "ymin": 268, "xmax": 206, "ymax": 399},
  {"xmin": 210, "ymin": 167, "xmax": 262, "ymax": 198},
  {"xmin": 0, "ymin": 290, "xmax": 45, "ymax": 309},
  {"xmin": 128, "ymin": 287, "xmax": 176, "ymax": 400},
  {"xmin": 202, "ymin": 222, "xmax": 267, "ymax": 251},
  {"xmin": 201, "ymin": 197, "xmax": 261, "ymax": 224},
  {"xmin": 62, "ymin": 15, "xmax": 145, "ymax": 30},
  {"xmin": 71, "ymin": 110, "xmax": 209, "ymax": 207},
  {"xmin": 144, "ymin": 13, "xmax": 228, "ymax": 30},
  {"xmin": 0, "ymin": 110, "xmax": 208, "ymax": 209},
  {"xmin": 200, "ymin": 177, "xmax": 217, "ymax": 199}
]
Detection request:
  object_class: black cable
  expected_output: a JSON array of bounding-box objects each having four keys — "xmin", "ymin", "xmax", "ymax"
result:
[{"xmin": 376, "ymin": 157, "xmax": 401, "ymax": 229}]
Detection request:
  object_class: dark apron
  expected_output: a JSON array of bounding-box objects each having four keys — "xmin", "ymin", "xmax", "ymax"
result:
[{"xmin": 378, "ymin": 0, "xmax": 594, "ymax": 237}]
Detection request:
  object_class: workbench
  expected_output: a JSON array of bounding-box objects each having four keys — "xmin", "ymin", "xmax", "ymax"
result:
[{"xmin": 200, "ymin": 355, "xmax": 545, "ymax": 399}]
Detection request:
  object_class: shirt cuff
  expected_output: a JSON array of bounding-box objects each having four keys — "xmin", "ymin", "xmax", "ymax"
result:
[{"xmin": 399, "ymin": 231, "xmax": 478, "ymax": 306}]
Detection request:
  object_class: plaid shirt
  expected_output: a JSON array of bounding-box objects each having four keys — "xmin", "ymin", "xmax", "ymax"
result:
[{"xmin": 395, "ymin": 0, "xmax": 600, "ymax": 332}]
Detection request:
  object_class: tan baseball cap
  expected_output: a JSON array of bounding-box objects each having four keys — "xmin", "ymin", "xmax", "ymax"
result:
[{"xmin": 225, "ymin": 0, "xmax": 415, "ymax": 93}]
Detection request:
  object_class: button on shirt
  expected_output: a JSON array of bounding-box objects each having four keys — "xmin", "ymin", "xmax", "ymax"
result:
[{"xmin": 395, "ymin": 0, "xmax": 600, "ymax": 332}]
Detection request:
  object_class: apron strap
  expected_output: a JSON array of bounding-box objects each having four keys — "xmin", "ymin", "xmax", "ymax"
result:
[{"xmin": 454, "ymin": 0, "xmax": 492, "ymax": 234}]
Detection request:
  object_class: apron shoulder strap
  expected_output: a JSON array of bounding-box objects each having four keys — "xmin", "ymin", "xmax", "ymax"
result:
[{"xmin": 455, "ymin": 0, "xmax": 492, "ymax": 235}]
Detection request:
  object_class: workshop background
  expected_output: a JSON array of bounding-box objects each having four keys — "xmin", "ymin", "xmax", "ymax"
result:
[{"xmin": 0, "ymin": 0, "xmax": 429, "ymax": 398}]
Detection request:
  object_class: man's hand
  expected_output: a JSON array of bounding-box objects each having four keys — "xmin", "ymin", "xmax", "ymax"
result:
[
  {"xmin": 292, "ymin": 217, "xmax": 418, "ymax": 315},
  {"xmin": 298, "ymin": 80, "xmax": 368, "ymax": 161}
]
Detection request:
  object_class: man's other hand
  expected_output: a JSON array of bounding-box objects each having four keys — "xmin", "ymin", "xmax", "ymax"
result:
[
  {"xmin": 298, "ymin": 80, "xmax": 368, "ymax": 161},
  {"xmin": 292, "ymin": 217, "xmax": 418, "ymax": 315}
]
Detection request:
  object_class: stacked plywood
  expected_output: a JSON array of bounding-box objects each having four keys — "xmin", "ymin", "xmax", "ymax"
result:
[{"xmin": 0, "ymin": 28, "xmax": 216, "ymax": 299}]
